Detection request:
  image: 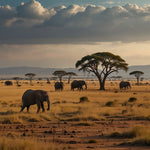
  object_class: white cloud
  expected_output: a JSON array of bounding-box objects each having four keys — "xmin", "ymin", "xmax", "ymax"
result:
[
  {"xmin": 16, "ymin": 0, "xmax": 52, "ymax": 20},
  {"xmin": 1, "ymin": 1, "xmax": 150, "ymax": 44}
]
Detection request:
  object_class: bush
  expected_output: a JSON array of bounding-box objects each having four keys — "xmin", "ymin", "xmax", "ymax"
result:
[
  {"xmin": 110, "ymin": 126, "xmax": 145, "ymax": 139},
  {"xmin": 88, "ymin": 139, "xmax": 97, "ymax": 143},
  {"xmin": 79, "ymin": 96, "xmax": 89, "ymax": 103},
  {"xmin": 128, "ymin": 97, "xmax": 137, "ymax": 102},
  {"xmin": 105, "ymin": 101, "xmax": 116, "ymax": 107}
]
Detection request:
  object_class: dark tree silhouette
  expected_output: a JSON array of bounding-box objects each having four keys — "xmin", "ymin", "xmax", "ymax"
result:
[
  {"xmin": 76, "ymin": 52, "xmax": 128, "ymax": 90},
  {"xmin": 66, "ymin": 72, "xmax": 77, "ymax": 84},
  {"xmin": 129, "ymin": 71, "xmax": 144, "ymax": 85},
  {"xmin": 53, "ymin": 70, "xmax": 66, "ymax": 82},
  {"xmin": 13, "ymin": 77, "xmax": 21, "ymax": 86},
  {"xmin": 25, "ymin": 73, "xmax": 36, "ymax": 85}
]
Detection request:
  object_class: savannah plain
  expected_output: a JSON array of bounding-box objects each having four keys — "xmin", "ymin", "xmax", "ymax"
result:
[{"xmin": 1, "ymin": 80, "xmax": 150, "ymax": 150}]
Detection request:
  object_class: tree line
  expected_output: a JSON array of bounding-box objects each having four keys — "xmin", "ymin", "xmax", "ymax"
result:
[{"xmin": 13, "ymin": 52, "xmax": 144, "ymax": 90}]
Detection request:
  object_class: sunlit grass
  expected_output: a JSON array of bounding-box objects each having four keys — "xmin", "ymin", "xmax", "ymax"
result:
[{"xmin": 0, "ymin": 80, "xmax": 150, "ymax": 123}]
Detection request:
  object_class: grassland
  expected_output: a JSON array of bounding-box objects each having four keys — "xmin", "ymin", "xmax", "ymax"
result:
[{"xmin": 1, "ymin": 80, "xmax": 150, "ymax": 149}]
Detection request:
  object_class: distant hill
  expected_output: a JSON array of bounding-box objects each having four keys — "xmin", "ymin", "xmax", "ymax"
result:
[
  {"xmin": 0, "ymin": 65, "xmax": 149, "ymax": 79},
  {"xmin": 0, "ymin": 66, "xmax": 84, "ymax": 78}
]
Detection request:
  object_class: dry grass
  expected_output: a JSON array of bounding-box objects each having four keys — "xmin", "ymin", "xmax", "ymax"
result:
[
  {"xmin": 0, "ymin": 137, "xmax": 68, "ymax": 150},
  {"xmin": 0, "ymin": 80, "xmax": 150, "ymax": 123}
]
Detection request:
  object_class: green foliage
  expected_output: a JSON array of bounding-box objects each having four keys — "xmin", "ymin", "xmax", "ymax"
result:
[
  {"xmin": 129, "ymin": 71, "xmax": 144, "ymax": 75},
  {"xmin": 76, "ymin": 52, "xmax": 128, "ymax": 90}
]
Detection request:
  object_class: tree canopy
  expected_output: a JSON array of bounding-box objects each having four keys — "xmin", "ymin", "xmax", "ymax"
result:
[
  {"xmin": 25, "ymin": 73, "xmax": 36, "ymax": 85},
  {"xmin": 76, "ymin": 52, "xmax": 128, "ymax": 90},
  {"xmin": 129, "ymin": 71, "xmax": 144, "ymax": 85},
  {"xmin": 53, "ymin": 70, "xmax": 66, "ymax": 82}
]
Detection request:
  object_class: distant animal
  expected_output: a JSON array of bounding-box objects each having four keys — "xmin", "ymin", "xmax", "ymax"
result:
[
  {"xmin": 119, "ymin": 81, "xmax": 131, "ymax": 90},
  {"xmin": 54, "ymin": 82, "xmax": 63, "ymax": 91},
  {"xmin": 71, "ymin": 80, "xmax": 87, "ymax": 91},
  {"xmin": 20, "ymin": 89, "xmax": 50, "ymax": 113},
  {"xmin": 5, "ymin": 81, "xmax": 13, "ymax": 86}
]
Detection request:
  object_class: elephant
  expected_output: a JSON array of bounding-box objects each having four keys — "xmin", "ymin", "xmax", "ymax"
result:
[
  {"xmin": 71, "ymin": 80, "xmax": 87, "ymax": 91},
  {"xmin": 119, "ymin": 81, "xmax": 131, "ymax": 90},
  {"xmin": 54, "ymin": 82, "xmax": 63, "ymax": 91},
  {"xmin": 5, "ymin": 81, "xmax": 13, "ymax": 86},
  {"xmin": 20, "ymin": 89, "xmax": 50, "ymax": 113}
]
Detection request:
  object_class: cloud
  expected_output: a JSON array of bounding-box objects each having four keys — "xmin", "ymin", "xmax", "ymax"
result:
[
  {"xmin": 1, "ymin": 1, "xmax": 150, "ymax": 44},
  {"xmin": 105, "ymin": 1, "xmax": 115, "ymax": 5},
  {"xmin": 0, "ymin": 5, "xmax": 15, "ymax": 26}
]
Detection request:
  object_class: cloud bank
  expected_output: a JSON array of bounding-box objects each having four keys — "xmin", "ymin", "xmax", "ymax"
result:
[{"xmin": 1, "ymin": 0, "xmax": 150, "ymax": 44}]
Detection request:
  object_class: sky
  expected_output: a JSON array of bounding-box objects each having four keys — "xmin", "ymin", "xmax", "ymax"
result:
[{"xmin": 1, "ymin": 0, "xmax": 150, "ymax": 68}]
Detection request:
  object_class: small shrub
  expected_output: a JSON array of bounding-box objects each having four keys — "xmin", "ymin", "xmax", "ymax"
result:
[
  {"xmin": 105, "ymin": 101, "xmax": 116, "ymax": 107},
  {"xmin": 88, "ymin": 139, "xmax": 97, "ymax": 143},
  {"xmin": 122, "ymin": 110, "xmax": 127, "ymax": 114},
  {"xmin": 130, "ymin": 138, "xmax": 150, "ymax": 146},
  {"xmin": 122, "ymin": 101, "xmax": 128, "ymax": 106},
  {"xmin": 75, "ymin": 122, "xmax": 91, "ymax": 126},
  {"xmin": 110, "ymin": 132, "xmax": 121, "ymax": 138},
  {"xmin": 110, "ymin": 126, "xmax": 145, "ymax": 139},
  {"xmin": 79, "ymin": 96, "xmax": 89, "ymax": 103},
  {"xmin": 128, "ymin": 97, "xmax": 137, "ymax": 102}
]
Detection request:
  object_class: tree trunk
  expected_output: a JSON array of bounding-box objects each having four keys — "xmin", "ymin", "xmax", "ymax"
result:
[
  {"xmin": 97, "ymin": 76, "xmax": 106, "ymax": 90},
  {"xmin": 100, "ymin": 81, "xmax": 105, "ymax": 90},
  {"xmin": 68, "ymin": 76, "xmax": 71, "ymax": 84},
  {"xmin": 30, "ymin": 79, "xmax": 32, "ymax": 85},
  {"xmin": 137, "ymin": 77, "xmax": 139, "ymax": 85}
]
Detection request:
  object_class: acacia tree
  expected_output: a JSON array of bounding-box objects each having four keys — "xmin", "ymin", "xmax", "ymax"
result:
[
  {"xmin": 25, "ymin": 73, "xmax": 36, "ymax": 85},
  {"xmin": 76, "ymin": 52, "xmax": 128, "ymax": 90},
  {"xmin": 13, "ymin": 77, "xmax": 21, "ymax": 86},
  {"xmin": 66, "ymin": 72, "xmax": 77, "ymax": 84},
  {"xmin": 53, "ymin": 70, "xmax": 66, "ymax": 82},
  {"xmin": 129, "ymin": 71, "xmax": 144, "ymax": 85}
]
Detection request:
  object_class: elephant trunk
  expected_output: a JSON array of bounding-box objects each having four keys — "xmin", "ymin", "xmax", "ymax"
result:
[{"xmin": 46, "ymin": 97, "xmax": 50, "ymax": 111}]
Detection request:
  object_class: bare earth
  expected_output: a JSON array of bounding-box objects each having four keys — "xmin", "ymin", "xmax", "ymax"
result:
[{"xmin": 1, "ymin": 120, "xmax": 150, "ymax": 150}]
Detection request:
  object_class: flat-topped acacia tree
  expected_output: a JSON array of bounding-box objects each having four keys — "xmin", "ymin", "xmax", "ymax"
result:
[
  {"xmin": 13, "ymin": 77, "xmax": 21, "ymax": 86},
  {"xmin": 76, "ymin": 52, "xmax": 128, "ymax": 90},
  {"xmin": 129, "ymin": 71, "xmax": 144, "ymax": 85},
  {"xmin": 66, "ymin": 72, "xmax": 77, "ymax": 84},
  {"xmin": 25, "ymin": 73, "xmax": 36, "ymax": 86},
  {"xmin": 53, "ymin": 70, "xmax": 66, "ymax": 82}
]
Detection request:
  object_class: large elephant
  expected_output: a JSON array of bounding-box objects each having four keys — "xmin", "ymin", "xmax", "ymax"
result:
[
  {"xmin": 71, "ymin": 80, "xmax": 87, "ymax": 91},
  {"xmin": 54, "ymin": 82, "xmax": 63, "ymax": 91},
  {"xmin": 20, "ymin": 89, "xmax": 50, "ymax": 113},
  {"xmin": 119, "ymin": 81, "xmax": 131, "ymax": 90}
]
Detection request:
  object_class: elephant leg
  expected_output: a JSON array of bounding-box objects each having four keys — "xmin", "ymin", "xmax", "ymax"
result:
[
  {"xmin": 20, "ymin": 105, "xmax": 25, "ymax": 112},
  {"xmin": 41, "ymin": 102, "xmax": 45, "ymax": 112},
  {"xmin": 37, "ymin": 102, "xmax": 41, "ymax": 113},
  {"xmin": 27, "ymin": 105, "xmax": 30, "ymax": 112}
]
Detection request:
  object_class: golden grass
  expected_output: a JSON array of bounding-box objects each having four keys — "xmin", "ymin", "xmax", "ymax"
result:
[
  {"xmin": 0, "ymin": 137, "xmax": 68, "ymax": 150},
  {"xmin": 1, "ymin": 80, "xmax": 150, "ymax": 123}
]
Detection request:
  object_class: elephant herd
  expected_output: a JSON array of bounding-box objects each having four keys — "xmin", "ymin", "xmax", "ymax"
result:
[
  {"xmin": 54, "ymin": 80, "xmax": 87, "ymax": 91},
  {"xmin": 20, "ymin": 80, "xmax": 87, "ymax": 113},
  {"xmin": 20, "ymin": 80, "xmax": 131, "ymax": 113}
]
